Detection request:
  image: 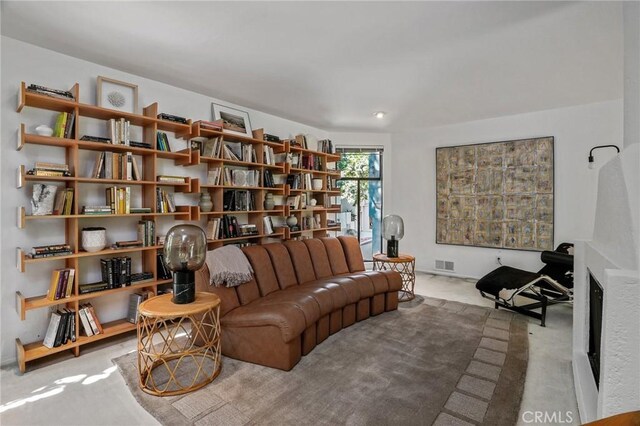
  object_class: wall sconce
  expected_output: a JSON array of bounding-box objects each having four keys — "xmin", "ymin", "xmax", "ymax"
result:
[{"xmin": 588, "ymin": 145, "xmax": 620, "ymax": 169}]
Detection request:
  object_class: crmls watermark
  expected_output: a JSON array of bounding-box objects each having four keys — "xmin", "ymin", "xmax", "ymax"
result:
[{"xmin": 522, "ymin": 411, "xmax": 575, "ymax": 424}]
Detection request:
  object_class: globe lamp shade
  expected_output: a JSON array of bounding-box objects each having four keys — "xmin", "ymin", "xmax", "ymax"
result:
[
  {"xmin": 382, "ymin": 215, "xmax": 404, "ymax": 257},
  {"xmin": 164, "ymin": 224, "xmax": 207, "ymax": 304}
]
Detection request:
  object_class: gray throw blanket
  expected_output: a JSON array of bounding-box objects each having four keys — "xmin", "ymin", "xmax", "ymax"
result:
[{"xmin": 205, "ymin": 246, "xmax": 254, "ymax": 287}]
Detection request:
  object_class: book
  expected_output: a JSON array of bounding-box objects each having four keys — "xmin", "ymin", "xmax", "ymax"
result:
[
  {"xmin": 53, "ymin": 310, "xmax": 68, "ymax": 347},
  {"xmin": 78, "ymin": 306, "xmax": 94, "ymax": 337},
  {"xmin": 84, "ymin": 304, "xmax": 102, "ymax": 335},
  {"xmin": 43, "ymin": 311, "xmax": 62, "ymax": 348},
  {"xmin": 27, "ymin": 84, "xmax": 75, "ymax": 100},
  {"xmin": 127, "ymin": 293, "xmax": 146, "ymax": 324},
  {"xmin": 263, "ymin": 216, "xmax": 274, "ymax": 235}
]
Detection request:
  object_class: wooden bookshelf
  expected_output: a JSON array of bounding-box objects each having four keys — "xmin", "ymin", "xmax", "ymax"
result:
[{"xmin": 14, "ymin": 81, "xmax": 342, "ymax": 372}]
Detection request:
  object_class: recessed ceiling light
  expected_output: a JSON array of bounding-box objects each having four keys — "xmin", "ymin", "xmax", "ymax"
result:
[{"xmin": 373, "ymin": 111, "xmax": 386, "ymax": 119}]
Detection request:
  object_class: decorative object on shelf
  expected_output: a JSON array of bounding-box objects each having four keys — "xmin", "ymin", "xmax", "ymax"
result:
[
  {"xmin": 382, "ymin": 215, "xmax": 404, "ymax": 258},
  {"xmin": 312, "ymin": 179, "xmax": 323, "ymax": 190},
  {"xmin": 96, "ymin": 76, "xmax": 138, "ymax": 114},
  {"xmin": 164, "ymin": 225, "xmax": 207, "ymax": 304},
  {"xmin": 588, "ymin": 144, "xmax": 620, "ymax": 169},
  {"xmin": 286, "ymin": 214, "xmax": 298, "ymax": 228},
  {"xmin": 264, "ymin": 193, "xmax": 275, "ymax": 210},
  {"xmin": 35, "ymin": 125, "xmax": 54, "ymax": 137},
  {"xmin": 81, "ymin": 227, "xmax": 107, "ymax": 253},
  {"xmin": 300, "ymin": 193, "xmax": 307, "ymax": 209},
  {"xmin": 199, "ymin": 192, "xmax": 213, "ymax": 212},
  {"xmin": 310, "ymin": 198, "xmax": 318, "ymax": 206},
  {"xmin": 212, "ymin": 103, "xmax": 252, "ymax": 137},
  {"xmin": 31, "ymin": 183, "xmax": 57, "ymax": 215}
]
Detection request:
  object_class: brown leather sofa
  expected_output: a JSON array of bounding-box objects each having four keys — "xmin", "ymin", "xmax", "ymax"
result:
[{"xmin": 195, "ymin": 236, "xmax": 403, "ymax": 370}]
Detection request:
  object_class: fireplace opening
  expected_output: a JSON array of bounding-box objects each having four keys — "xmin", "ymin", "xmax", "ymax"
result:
[{"xmin": 588, "ymin": 270, "xmax": 603, "ymax": 389}]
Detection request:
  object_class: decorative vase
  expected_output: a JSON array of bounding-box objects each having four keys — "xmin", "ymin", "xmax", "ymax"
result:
[
  {"xmin": 199, "ymin": 192, "xmax": 213, "ymax": 212},
  {"xmin": 312, "ymin": 179, "xmax": 323, "ymax": 190},
  {"xmin": 264, "ymin": 193, "xmax": 275, "ymax": 210},
  {"xmin": 82, "ymin": 227, "xmax": 106, "ymax": 253},
  {"xmin": 310, "ymin": 198, "xmax": 318, "ymax": 206},
  {"xmin": 286, "ymin": 214, "xmax": 298, "ymax": 228}
]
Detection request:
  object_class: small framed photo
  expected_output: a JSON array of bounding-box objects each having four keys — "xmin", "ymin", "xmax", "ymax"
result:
[
  {"xmin": 212, "ymin": 103, "xmax": 252, "ymax": 137},
  {"xmin": 97, "ymin": 76, "xmax": 138, "ymax": 114}
]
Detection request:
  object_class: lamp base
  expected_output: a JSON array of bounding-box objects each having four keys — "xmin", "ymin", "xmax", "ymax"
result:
[
  {"xmin": 172, "ymin": 271, "xmax": 195, "ymax": 304},
  {"xmin": 387, "ymin": 240, "xmax": 399, "ymax": 258}
]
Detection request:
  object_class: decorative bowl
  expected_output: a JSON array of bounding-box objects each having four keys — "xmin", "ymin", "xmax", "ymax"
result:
[
  {"xmin": 82, "ymin": 227, "xmax": 106, "ymax": 252},
  {"xmin": 35, "ymin": 125, "xmax": 54, "ymax": 137}
]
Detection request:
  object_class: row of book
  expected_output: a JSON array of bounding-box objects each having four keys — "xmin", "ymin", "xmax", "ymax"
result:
[
  {"xmin": 263, "ymin": 145, "xmax": 278, "ymax": 165},
  {"xmin": 53, "ymin": 112, "xmax": 76, "ymax": 139},
  {"xmin": 195, "ymin": 137, "xmax": 222, "ymax": 158},
  {"xmin": 43, "ymin": 303, "xmax": 103, "ymax": 348},
  {"xmin": 157, "ymin": 175, "xmax": 187, "ymax": 184},
  {"xmin": 91, "ymin": 151, "xmax": 141, "ymax": 180},
  {"xmin": 105, "ymin": 186, "xmax": 131, "ymax": 214},
  {"xmin": 100, "ymin": 256, "xmax": 132, "ymax": 289},
  {"xmin": 29, "ymin": 243, "xmax": 72, "ymax": 259},
  {"xmin": 286, "ymin": 173, "xmax": 314, "ymax": 190},
  {"xmin": 223, "ymin": 190, "xmax": 256, "ymax": 211},
  {"xmin": 263, "ymin": 169, "xmax": 276, "ymax": 188},
  {"xmin": 157, "ymin": 253, "xmax": 172, "ymax": 280},
  {"xmin": 156, "ymin": 132, "xmax": 172, "ymax": 152},
  {"xmin": 108, "ymin": 118, "xmax": 131, "ymax": 145},
  {"xmin": 298, "ymin": 154, "xmax": 323, "ymax": 171},
  {"xmin": 27, "ymin": 83, "xmax": 75, "ymax": 101},
  {"xmin": 127, "ymin": 292, "xmax": 152, "ymax": 323},
  {"xmin": 80, "ymin": 135, "xmax": 153, "ymax": 150},
  {"xmin": 206, "ymin": 215, "xmax": 248, "ymax": 240},
  {"xmin": 156, "ymin": 188, "xmax": 176, "ymax": 213},
  {"xmin": 80, "ymin": 271, "xmax": 153, "ymax": 295},
  {"xmin": 52, "ymin": 188, "xmax": 74, "ymax": 215},
  {"xmin": 137, "ymin": 220, "xmax": 156, "ymax": 246},
  {"xmin": 27, "ymin": 162, "xmax": 71, "ymax": 177},
  {"xmin": 207, "ymin": 167, "xmax": 222, "ymax": 186},
  {"xmin": 317, "ymin": 139, "xmax": 335, "ymax": 154},
  {"xmin": 47, "ymin": 268, "xmax": 76, "ymax": 300}
]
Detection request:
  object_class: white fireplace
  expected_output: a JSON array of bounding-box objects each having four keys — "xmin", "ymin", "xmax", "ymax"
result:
[{"xmin": 573, "ymin": 143, "xmax": 640, "ymax": 422}]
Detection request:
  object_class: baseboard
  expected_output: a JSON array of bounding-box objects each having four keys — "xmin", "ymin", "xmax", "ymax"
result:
[
  {"xmin": 418, "ymin": 269, "xmax": 480, "ymax": 281},
  {"xmin": 1, "ymin": 357, "xmax": 17, "ymax": 369}
]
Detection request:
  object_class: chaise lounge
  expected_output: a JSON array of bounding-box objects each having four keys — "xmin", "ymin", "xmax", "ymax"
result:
[{"xmin": 195, "ymin": 236, "xmax": 403, "ymax": 370}]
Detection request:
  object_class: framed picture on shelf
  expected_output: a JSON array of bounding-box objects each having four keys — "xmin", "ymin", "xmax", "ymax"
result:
[
  {"xmin": 212, "ymin": 103, "xmax": 252, "ymax": 137},
  {"xmin": 97, "ymin": 76, "xmax": 138, "ymax": 114}
]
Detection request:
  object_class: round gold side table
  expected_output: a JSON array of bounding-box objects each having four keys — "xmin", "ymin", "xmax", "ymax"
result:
[
  {"xmin": 137, "ymin": 292, "xmax": 221, "ymax": 396},
  {"xmin": 373, "ymin": 253, "xmax": 416, "ymax": 302}
]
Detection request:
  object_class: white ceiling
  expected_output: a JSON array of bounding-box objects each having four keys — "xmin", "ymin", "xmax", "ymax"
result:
[{"xmin": 1, "ymin": 1, "xmax": 623, "ymax": 132}]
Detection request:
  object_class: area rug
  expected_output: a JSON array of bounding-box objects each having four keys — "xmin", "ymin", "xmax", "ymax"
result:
[{"xmin": 113, "ymin": 296, "xmax": 528, "ymax": 426}]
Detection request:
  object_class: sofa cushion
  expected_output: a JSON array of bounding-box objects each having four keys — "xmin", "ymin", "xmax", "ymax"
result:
[
  {"xmin": 263, "ymin": 243, "xmax": 299, "ymax": 289},
  {"xmin": 312, "ymin": 276, "xmax": 361, "ymax": 305},
  {"xmin": 221, "ymin": 303, "xmax": 306, "ymax": 343},
  {"xmin": 243, "ymin": 246, "xmax": 281, "ymax": 296},
  {"xmin": 299, "ymin": 281, "xmax": 348, "ymax": 310},
  {"xmin": 320, "ymin": 237, "xmax": 350, "ymax": 275},
  {"xmin": 259, "ymin": 285, "xmax": 334, "ymax": 317},
  {"xmin": 379, "ymin": 269, "xmax": 403, "ymax": 292},
  {"xmin": 284, "ymin": 241, "xmax": 317, "ymax": 284},
  {"xmin": 236, "ymin": 278, "xmax": 261, "ymax": 305},
  {"xmin": 353, "ymin": 271, "xmax": 389, "ymax": 294},
  {"xmin": 255, "ymin": 290, "xmax": 323, "ymax": 326},
  {"xmin": 338, "ymin": 236, "xmax": 366, "ymax": 272},
  {"xmin": 303, "ymin": 239, "xmax": 333, "ymax": 279}
]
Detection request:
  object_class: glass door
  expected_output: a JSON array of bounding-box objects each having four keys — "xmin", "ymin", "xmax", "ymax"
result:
[{"xmin": 336, "ymin": 148, "xmax": 383, "ymax": 262}]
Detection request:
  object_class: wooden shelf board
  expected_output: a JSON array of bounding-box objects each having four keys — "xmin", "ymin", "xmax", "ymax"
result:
[
  {"xmin": 18, "ymin": 88, "xmax": 78, "ymax": 114},
  {"xmin": 22, "ymin": 245, "xmax": 162, "ymax": 265},
  {"xmin": 207, "ymin": 233, "xmax": 284, "ymax": 243}
]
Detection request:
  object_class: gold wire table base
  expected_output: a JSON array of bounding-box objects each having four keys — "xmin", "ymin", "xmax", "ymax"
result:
[
  {"xmin": 373, "ymin": 253, "xmax": 416, "ymax": 302},
  {"xmin": 137, "ymin": 293, "xmax": 222, "ymax": 397}
]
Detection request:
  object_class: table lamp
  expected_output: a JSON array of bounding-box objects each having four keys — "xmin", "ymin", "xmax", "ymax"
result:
[
  {"xmin": 164, "ymin": 224, "xmax": 207, "ymax": 304},
  {"xmin": 382, "ymin": 214, "xmax": 404, "ymax": 258}
]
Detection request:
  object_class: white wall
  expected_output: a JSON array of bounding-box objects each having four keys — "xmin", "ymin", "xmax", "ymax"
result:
[
  {"xmin": 390, "ymin": 100, "xmax": 623, "ymax": 278},
  {"xmin": 0, "ymin": 37, "xmax": 329, "ymax": 365},
  {"xmin": 624, "ymin": 1, "xmax": 640, "ymax": 148}
]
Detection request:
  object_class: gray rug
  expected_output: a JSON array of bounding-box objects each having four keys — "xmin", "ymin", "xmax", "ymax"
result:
[{"xmin": 113, "ymin": 296, "xmax": 528, "ymax": 426}]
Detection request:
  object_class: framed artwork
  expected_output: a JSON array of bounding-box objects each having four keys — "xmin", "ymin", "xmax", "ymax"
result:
[
  {"xmin": 436, "ymin": 136, "xmax": 554, "ymax": 251},
  {"xmin": 97, "ymin": 76, "xmax": 138, "ymax": 114},
  {"xmin": 212, "ymin": 103, "xmax": 252, "ymax": 137}
]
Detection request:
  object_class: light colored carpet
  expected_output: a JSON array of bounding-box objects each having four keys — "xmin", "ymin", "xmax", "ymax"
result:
[{"xmin": 113, "ymin": 297, "xmax": 528, "ymax": 425}]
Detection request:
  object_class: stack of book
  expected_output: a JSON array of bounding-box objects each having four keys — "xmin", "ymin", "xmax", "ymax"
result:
[
  {"xmin": 108, "ymin": 118, "xmax": 131, "ymax": 145},
  {"xmin": 100, "ymin": 256, "xmax": 132, "ymax": 288},
  {"xmin": 78, "ymin": 304, "xmax": 103, "ymax": 337},
  {"xmin": 157, "ymin": 175, "xmax": 186, "ymax": 184},
  {"xmin": 238, "ymin": 224, "xmax": 259, "ymax": 236},
  {"xmin": 263, "ymin": 145, "xmax": 277, "ymax": 165},
  {"xmin": 28, "ymin": 162, "xmax": 71, "ymax": 177},
  {"xmin": 137, "ymin": 220, "xmax": 155, "ymax": 246},
  {"xmin": 130, "ymin": 207, "xmax": 152, "ymax": 214},
  {"xmin": 52, "ymin": 188, "xmax": 74, "ymax": 215},
  {"xmin": 207, "ymin": 215, "xmax": 241, "ymax": 239},
  {"xmin": 301, "ymin": 154, "xmax": 322, "ymax": 171},
  {"xmin": 53, "ymin": 112, "xmax": 75, "ymax": 139},
  {"xmin": 43, "ymin": 308, "xmax": 76, "ymax": 349},
  {"xmin": 47, "ymin": 268, "xmax": 76, "ymax": 300},
  {"xmin": 156, "ymin": 189, "xmax": 176, "ymax": 213},
  {"xmin": 158, "ymin": 113, "xmax": 188, "ymax": 124},
  {"xmin": 286, "ymin": 173, "xmax": 312, "ymax": 190},
  {"xmin": 194, "ymin": 119, "xmax": 223, "ymax": 131},
  {"xmin": 26, "ymin": 84, "xmax": 75, "ymax": 101},
  {"xmin": 91, "ymin": 151, "xmax": 141, "ymax": 180},
  {"xmin": 28, "ymin": 244, "xmax": 72, "ymax": 259},
  {"xmin": 113, "ymin": 240, "xmax": 143, "ymax": 249},
  {"xmin": 82, "ymin": 205, "xmax": 111, "ymax": 215},
  {"xmin": 105, "ymin": 186, "xmax": 131, "ymax": 214},
  {"xmin": 207, "ymin": 167, "xmax": 222, "ymax": 185},
  {"xmin": 156, "ymin": 132, "xmax": 172, "ymax": 152}
]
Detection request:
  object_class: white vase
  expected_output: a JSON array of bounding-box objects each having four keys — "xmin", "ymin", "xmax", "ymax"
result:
[
  {"xmin": 264, "ymin": 193, "xmax": 275, "ymax": 210},
  {"xmin": 199, "ymin": 192, "xmax": 213, "ymax": 212},
  {"xmin": 286, "ymin": 214, "xmax": 298, "ymax": 227},
  {"xmin": 312, "ymin": 179, "xmax": 323, "ymax": 190},
  {"xmin": 82, "ymin": 227, "xmax": 106, "ymax": 252}
]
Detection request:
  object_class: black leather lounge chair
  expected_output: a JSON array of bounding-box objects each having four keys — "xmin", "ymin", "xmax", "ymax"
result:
[{"xmin": 475, "ymin": 243, "xmax": 574, "ymax": 326}]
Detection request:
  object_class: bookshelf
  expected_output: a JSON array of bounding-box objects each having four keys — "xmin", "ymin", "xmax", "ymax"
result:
[{"xmin": 14, "ymin": 81, "xmax": 342, "ymax": 372}]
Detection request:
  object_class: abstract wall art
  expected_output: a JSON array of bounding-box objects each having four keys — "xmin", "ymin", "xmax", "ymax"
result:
[{"xmin": 436, "ymin": 137, "xmax": 554, "ymax": 251}]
